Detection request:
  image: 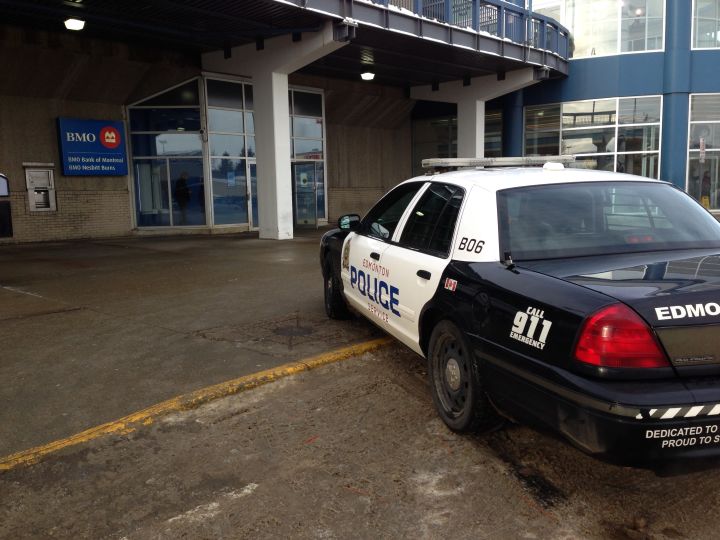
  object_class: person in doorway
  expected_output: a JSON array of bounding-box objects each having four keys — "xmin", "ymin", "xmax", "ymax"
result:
[{"xmin": 174, "ymin": 171, "xmax": 191, "ymax": 225}]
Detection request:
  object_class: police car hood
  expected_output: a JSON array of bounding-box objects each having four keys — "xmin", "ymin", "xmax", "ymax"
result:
[{"xmin": 521, "ymin": 248, "xmax": 720, "ymax": 372}]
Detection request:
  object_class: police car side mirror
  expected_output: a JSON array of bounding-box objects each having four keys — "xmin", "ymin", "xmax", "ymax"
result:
[{"xmin": 338, "ymin": 214, "xmax": 361, "ymax": 231}]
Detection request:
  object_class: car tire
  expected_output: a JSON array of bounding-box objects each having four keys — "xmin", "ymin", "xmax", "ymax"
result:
[
  {"xmin": 324, "ymin": 256, "xmax": 351, "ymax": 320},
  {"xmin": 427, "ymin": 320, "xmax": 500, "ymax": 433}
]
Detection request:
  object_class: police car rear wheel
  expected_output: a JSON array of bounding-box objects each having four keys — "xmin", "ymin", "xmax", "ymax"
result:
[
  {"xmin": 324, "ymin": 257, "xmax": 351, "ymax": 320},
  {"xmin": 428, "ymin": 320, "xmax": 499, "ymax": 433}
]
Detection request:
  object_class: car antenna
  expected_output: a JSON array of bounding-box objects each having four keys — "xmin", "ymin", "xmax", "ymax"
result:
[{"xmin": 502, "ymin": 251, "xmax": 515, "ymax": 270}]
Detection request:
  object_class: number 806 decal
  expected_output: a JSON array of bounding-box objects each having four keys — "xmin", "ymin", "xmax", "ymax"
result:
[{"xmin": 458, "ymin": 237, "xmax": 485, "ymax": 253}]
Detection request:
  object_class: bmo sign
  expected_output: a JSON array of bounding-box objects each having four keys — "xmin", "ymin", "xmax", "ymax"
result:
[{"xmin": 58, "ymin": 118, "xmax": 128, "ymax": 176}]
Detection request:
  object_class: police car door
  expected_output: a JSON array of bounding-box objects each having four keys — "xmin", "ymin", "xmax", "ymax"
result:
[
  {"xmin": 341, "ymin": 181, "xmax": 427, "ymax": 327},
  {"xmin": 380, "ymin": 183, "xmax": 465, "ymax": 355}
]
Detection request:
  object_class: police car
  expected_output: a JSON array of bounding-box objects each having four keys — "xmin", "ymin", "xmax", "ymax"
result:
[{"xmin": 319, "ymin": 157, "xmax": 720, "ymax": 462}]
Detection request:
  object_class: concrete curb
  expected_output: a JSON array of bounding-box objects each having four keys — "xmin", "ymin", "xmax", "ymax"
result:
[{"xmin": 0, "ymin": 337, "xmax": 393, "ymax": 472}]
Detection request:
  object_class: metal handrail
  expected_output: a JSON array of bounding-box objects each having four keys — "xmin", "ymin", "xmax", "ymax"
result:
[{"xmin": 365, "ymin": 0, "xmax": 570, "ymax": 59}]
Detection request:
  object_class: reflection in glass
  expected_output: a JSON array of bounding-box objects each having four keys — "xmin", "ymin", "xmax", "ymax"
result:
[
  {"xmin": 526, "ymin": 105, "xmax": 561, "ymax": 131},
  {"xmin": 567, "ymin": 0, "xmax": 618, "ymax": 57},
  {"xmin": 246, "ymin": 136, "xmax": 256, "ymax": 158},
  {"xmin": 293, "ymin": 92, "xmax": 322, "ymax": 117},
  {"xmin": 130, "ymin": 108, "xmax": 201, "ymax": 132},
  {"xmin": 485, "ymin": 110, "xmax": 503, "ymax": 157},
  {"xmin": 212, "ymin": 158, "xmax": 248, "ymax": 225},
  {"xmin": 617, "ymin": 125, "xmax": 660, "ymax": 152},
  {"xmin": 137, "ymin": 81, "xmax": 199, "ymax": 106},
  {"xmin": 244, "ymin": 85, "xmax": 253, "ymax": 110},
  {"xmin": 250, "ymin": 163, "xmax": 258, "ymax": 227},
  {"xmin": 209, "ymin": 134, "xmax": 245, "ymax": 157},
  {"xmin": 619, "ymin": 96, "xmax": 661, "ymax": 124},
  {"xmin": 562, "ymin": 99, "xmax": 616, "ymax": 128},
  {"xmin": 316, "ymin": 165, "xmax": 325, "ymax": 219},
  {"xmin": 293, "ymin": 116, "xmax": 323, "ymax": 138},
  {"xmin": 693, "ymin": 0, "xmax": 720, "ymax": 49},
  {"xmin": 294, "ymin": 162, "xmax": 317, "ymax": 226},
  {"xmin": 207, "ymin": 80, "xmax": 244, "ymax": 109},
  {"xmin": 617, "ymin": 153, "xmax": 658, "ymax": 177},
  {"xmin": 525, "ymin": 131, "xmax": 560, "ymax": 156},
  {"xmin": 621, "ymin": 0, "xmax": 664, "ymax": 52},
  {"xmin": 208, "ymin": 109, "xmax": 244, "ymax": 133},
  {"xmin": 135, "ymin": 159, "xmax": 169, "ymax": 227},
  {"xmin": 170, "ymin": 159, "xmax": 205, "ymax": 226},
  {"xmin": 688, "ymin": 155, "xmax": 720, "ymax": 209},
  {"xmin": 131, "ymin": 134, "xmax": 202, "ymax": 157},
  {"xmin": 691, "ymin": 94, "xmax": 720, "ymax": 122},
  {"xmin": 245, "ymin": 112, "xmax": 255, "ymax": 134},
  {"xmin": 294, "ymin": 139, "xmax": 323, "ymax": 159},
  {"xmin": 689, "ymin": 123, "xmax": 720, "ymax": 149},
  {"xmin": 562, "ymin": 127, "xmax": 616, "ymax": 154}
]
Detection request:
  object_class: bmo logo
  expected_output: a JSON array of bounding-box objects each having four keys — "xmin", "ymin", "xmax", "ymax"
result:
[
  {"xmin": 100, "ymin": 126, "xmax": 121, "ymax": 149},
  {"xmin": 66, "ymin": 131, "xmax": 97, "ymax": 143}
]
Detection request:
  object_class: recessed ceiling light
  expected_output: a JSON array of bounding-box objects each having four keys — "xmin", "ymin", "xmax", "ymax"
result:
[
  {"xmin": 64, "ymin": 18, "xmax": 85, "ymax": 31},
  {"xmin": 361, "ymin": 72, "xmax": 375, "ymax": 81}
]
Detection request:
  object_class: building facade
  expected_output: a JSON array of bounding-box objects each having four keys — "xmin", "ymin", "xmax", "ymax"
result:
[{"xmin": 509, "ymin": 0, "xmax": 720, "ymax": 215}]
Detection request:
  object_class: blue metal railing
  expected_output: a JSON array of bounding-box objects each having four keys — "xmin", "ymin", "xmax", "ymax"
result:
[{"xmin": 369, "ymin": 0, "xmax": 570, "ymax": 59}]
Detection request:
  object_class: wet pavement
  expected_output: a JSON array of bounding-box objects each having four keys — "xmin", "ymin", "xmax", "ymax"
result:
[{"xmin": 0, "ymin": 230, "xmax": 379, "ymax": 456}]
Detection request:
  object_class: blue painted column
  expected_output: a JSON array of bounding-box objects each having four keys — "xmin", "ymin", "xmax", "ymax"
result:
[
  {"xmin": 503, "ymin": 89, "xmax": 524, "ymax": 157},
  {"xmin": 660, "ymin": 0, "xmax": 691, "ymax": 189}
]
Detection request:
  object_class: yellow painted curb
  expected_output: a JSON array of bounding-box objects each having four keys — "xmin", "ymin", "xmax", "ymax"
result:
[{"xmin": 0, "ymin": 337, "xmax": 393, "ymax": 472}]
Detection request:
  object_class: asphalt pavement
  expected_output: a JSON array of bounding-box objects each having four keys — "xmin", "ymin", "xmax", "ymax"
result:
[{"xmin": 0, "ymin": 230, "xmax": 379, "ymax": 456}]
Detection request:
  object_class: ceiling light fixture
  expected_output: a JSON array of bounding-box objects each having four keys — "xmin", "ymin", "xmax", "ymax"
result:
[
  {"xmin": 64, "ymin": 18, "xmax": 85, "ymax": 31},
  {"xmin": 361, "ymin": 72, "xmax": 375, "ymax": 81}
]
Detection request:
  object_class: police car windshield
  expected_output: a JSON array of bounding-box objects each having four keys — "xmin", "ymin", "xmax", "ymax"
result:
[{"xmin": 498, "ymin": 182, "xmax": 720, "ymax": 261}]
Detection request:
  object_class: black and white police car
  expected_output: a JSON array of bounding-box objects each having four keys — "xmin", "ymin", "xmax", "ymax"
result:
[{"xmin": 319, "ymin": 156, "xmax": 720, "ymax": 462}]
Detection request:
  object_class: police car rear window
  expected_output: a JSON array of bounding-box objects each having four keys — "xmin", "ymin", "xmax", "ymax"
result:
[{"xmin": 497, "ymin": 182, "xmax": 720, "ymax": 260}]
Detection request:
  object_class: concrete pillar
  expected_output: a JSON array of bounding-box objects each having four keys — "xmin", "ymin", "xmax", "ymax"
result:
[
  {"xmin": 457, "ymin": 98, "xmax": 485, "ymax": 158},
  {"xmin": 202, "ymin": 22, "xmax": 346, "ymax": 239},
  {"xmin": 411, "ymin": 68, "xmax": 538, "ymax": 159}
]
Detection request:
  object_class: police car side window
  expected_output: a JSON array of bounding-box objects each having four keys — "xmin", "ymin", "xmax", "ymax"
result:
[
  {"xmin": 362, "ymin": 182, "xmax": 424, "ymax": 240},
  {"xmin": 400, "ymin": 183, "xmax": 464, "ymax": 256}
]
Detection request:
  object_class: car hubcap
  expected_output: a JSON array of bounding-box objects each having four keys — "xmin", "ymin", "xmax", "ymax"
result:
[{"xmin": 445, "ymin": 358, "xmax": 461, "ymax": 391}]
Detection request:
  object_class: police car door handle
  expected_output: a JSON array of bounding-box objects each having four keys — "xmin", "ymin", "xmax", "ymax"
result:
[
  {"xmin": 370, "ymin": 252, "xmax": 380, "ymax": 261},
  {"xmin": 417, "ymin": 270, "xmax": 431, "ymax": 280}
]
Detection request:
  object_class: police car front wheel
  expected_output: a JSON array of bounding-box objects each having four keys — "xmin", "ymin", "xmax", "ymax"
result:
[
  {"xmin": 428, "ymin": 320, "xmax": 499, "ymax": 433},
  {"xmin": 324, "ymin": 257, "xmax": 351, "ymax": 320}
]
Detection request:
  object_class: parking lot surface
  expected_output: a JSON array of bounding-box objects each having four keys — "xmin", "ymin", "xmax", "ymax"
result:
[
  {"xmin": 4, "ymin": 344, "xmax": 720, "ymax": 539},
  {"xmin": 0, "ymin": 231, "xmax": 378, "ymax": 456}
]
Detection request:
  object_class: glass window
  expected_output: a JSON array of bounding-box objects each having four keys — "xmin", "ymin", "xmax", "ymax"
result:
[
  {"xmin": 208, "ymin": 109, "xmax": 244, "ymax": 134},
  {"xmin": 401, "ymin": 184, "xmax": 464, "ymax": 256},
  {"xmin": 244, "ymin": 85, "xmax": 254, "ymax": 110},
  {"xmin": 211, "ymin": 158, "xmax": 248, "ymax": 225},
  {"xmin": 293, "ymin": 117, "xmax": 323, "ymax": 138},
  {"xmin": 691, "ymin": 94, "xmax": 720, "ymax": 121},
  {"xmin": 170, "ymin": 159, "xmax": 206, "ymax": 226},
  {"xmin": 562, "ymin": 127, "xmax": 617, "ymax": 154},
  {"xmin": 621, "ymin": 0, "xmax": 664, "ymax": 52},
  {"xmin": 619, "ymin": 96, "xmax": 661, "ymax": 124},
  {"xmin": 293, "ymin": 92, "xmax": 322, "ymax": 117},
  {"xmin": 131, "ymin": 133, "xmax": 202, "ymax": 157},
  {"xmin": 209, "ymin": 134, "xmax": 245, "ymax": 157},
  {"xmin": 694, "ymin": 0, "xmax": 720, "ymax": 48},
  {"xmin": 363, "ymin": 182, "xmax": 425, "ymax": 241},
  {"xmin": 134, "ymin": 159, "xmax": 169, "ymax": 227},
  {"xmin": 294, "ymin": 139, "xmax": 323, "ymax": 160},
  {"xmin": 207, "ymin": 80, "xmax": 244, "ymax": 109},
  {"xmin": 485, "ymin": 110, "xmax": 503, "ymax": 158},
  {"xmin": 245, "ymin": 112, "xmax": 255, "ymax": 134},
  {"xmin": 525, "ymin": 96, "xmax": 661, "ymax": 179},
  {"xmin": 562, "ymin": 99, "xmax": 616, "ymax": 128},
  {"xmin": 136, "ymin": 81, "xmax": 200, "ymax": 106},
  {"xmin": 130, "ymin": 109, "xmax": 201, "ymax": 132},
  {"xmin": 534, "ymin": 0, "xmax": 664, "ymax": 57},
  {"xmin": 499, "ymin": 182, "xmax": 720, "ymax": 261}
]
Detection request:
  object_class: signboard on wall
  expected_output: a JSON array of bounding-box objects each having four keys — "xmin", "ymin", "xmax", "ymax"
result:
[{"xmin": 57, "ymin": 118, "xmax": 128, "ymax": 176}]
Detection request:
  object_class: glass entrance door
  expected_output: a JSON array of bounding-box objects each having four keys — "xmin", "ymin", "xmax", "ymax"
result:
[{"xmin": 293, "ymin": 162, "xmax": 319, "ymax": 227}]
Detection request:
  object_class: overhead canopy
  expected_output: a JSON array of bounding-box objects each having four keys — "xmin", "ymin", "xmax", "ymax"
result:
[{"xmin": 0, "ymin": 0, "xmax": 569, "ymax": 88}]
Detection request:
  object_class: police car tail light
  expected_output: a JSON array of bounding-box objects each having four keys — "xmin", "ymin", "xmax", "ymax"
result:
[{"xmin": 574, "ymin": 304, "xmax": 669, "ymax": 368}]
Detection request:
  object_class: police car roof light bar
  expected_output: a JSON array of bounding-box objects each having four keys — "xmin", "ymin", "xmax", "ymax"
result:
[{"xmin": 421, "ymin": 155, "xmax": 576, "ymax": 170}]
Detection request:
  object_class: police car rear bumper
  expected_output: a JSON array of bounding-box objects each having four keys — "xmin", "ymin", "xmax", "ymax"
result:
[{"xmin": 483, "ymin": 352, "xmax": 720, "ymax": 462}]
